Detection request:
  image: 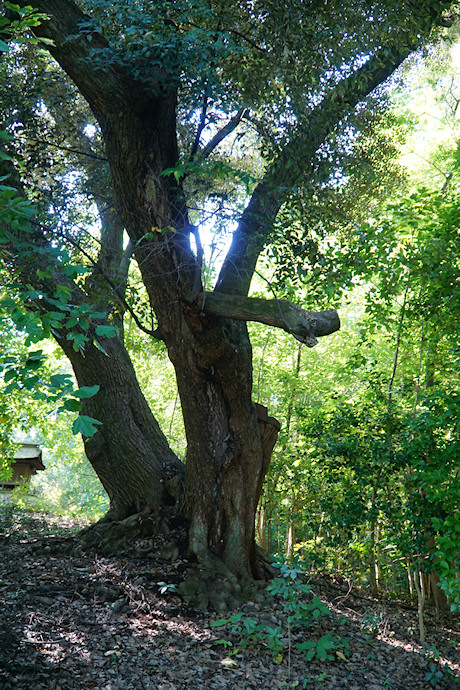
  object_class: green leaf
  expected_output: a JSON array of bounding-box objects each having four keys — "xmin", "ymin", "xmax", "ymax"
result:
[
  {"xmin": 93, "ymin": 339, "xmax": 108, "ymax": 355},
  {"xmin": 210, "ymin": 619, "xmax": 229, "ymax": 627},
  {"xmin": 74, "ymin": 384, "xmax": 100, "ymax": 399},
  {"xmin": 95, "ymin": 325, "xmax": 118, "ymax": 338},
  {"xmin": 3, "ymin": 381, "xmax": 19, "ymax": 394},
  {"xmin": 23, "ymin": 375, "xmax": 39, "ymax": 390},
  {"xmin": 66, "ymin": 331, "xmax": 88, "ymax": 351},
  {"xmin": 3, "ymin": 369, "xmax": 16, "ymax": 383},
  {"xmin": 50, "ymin": 374, "xmax": 72, "ymax": 388},
  {"xmin": 63, "ymin": 398, "xmax": 82, "ymax": 412},
  {"xmin": 72, "ymin": 415, "xmax": 102, "ymax": 437}
]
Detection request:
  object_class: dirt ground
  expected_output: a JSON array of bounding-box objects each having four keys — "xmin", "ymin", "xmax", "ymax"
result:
[{"xmin": 0, "ymin": 509, "xmax": 458, "ymax": 690}]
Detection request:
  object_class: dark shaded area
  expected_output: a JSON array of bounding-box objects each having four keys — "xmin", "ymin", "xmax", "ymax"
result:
[{"xmin": 0, "ymin": 508, "xmax": 458, "ymax": 689}]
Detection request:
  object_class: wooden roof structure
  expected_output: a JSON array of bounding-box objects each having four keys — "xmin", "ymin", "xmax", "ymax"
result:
[{"xmin": 1, "ymin": 442, "xmax": 45, "ymax": 490}]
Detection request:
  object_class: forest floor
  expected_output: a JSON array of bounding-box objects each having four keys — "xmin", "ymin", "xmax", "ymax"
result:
[{"xmin": 0, "ymin": 508, "xmax": 458, "ymax": 690}]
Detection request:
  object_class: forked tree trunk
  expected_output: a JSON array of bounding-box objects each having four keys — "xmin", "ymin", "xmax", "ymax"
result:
[
  {"xmin": 56, "ymin": 306, "xmax": 279, "ymax": 578},
  {"xmin": 11, "ymin": 0, "xmax": 445, "ymax": 581}
]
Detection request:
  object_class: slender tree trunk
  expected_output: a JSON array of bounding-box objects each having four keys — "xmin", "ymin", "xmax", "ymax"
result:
[
  {"xmin": 286, "ymin": 508, "xmax": 295, "ymax": 561},
  {"xmin": 413, "ymin": 568, "xmax": 426, "ymax": 644},
  {"xmin": 256, "ymin": 507, "xmax": 267, "ymax": 550},
  {"xmin": 406, "ymin": 557, "xmax": 414, "ymax": 597},
  {"xmin": 369, "ymin": 519, "xmax": 380, "ymax": 597}
]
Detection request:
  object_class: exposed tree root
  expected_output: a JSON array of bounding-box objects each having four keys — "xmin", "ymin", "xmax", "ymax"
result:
[
  {"xmin": 72, "ymin": 512, "xmax": 276, "ymax": 610},
  {"xmin": 177, "ymin": 567, "xmax": 271, "ymax": 612},
  {"xmin": 75, "ymin": 508, "xmax": 189, "ymax": 560}
]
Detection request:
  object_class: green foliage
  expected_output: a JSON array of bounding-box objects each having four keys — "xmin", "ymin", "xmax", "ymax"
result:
[
  {"xmin": 255, "ymin": 132, "xmax": 459, "ymax": 609},
  {"xmin": 211, "ymin": 612, "xmax": 269, "ymax": 653},
  {"xmin": 0, "ymin": 336, "xmax": 103, "ymax": 437},
  {"xmin": 0, "ymin": 2, "xmax": 51, "ymax": 49},
  {"xmin": 156, "ymin": 581, "xmax": 177, "ymax": 595},
  {"xmin": 0, "ymin": 140, "xmax": 116, "ymax": 440},
  {"xmin": 419, "ymin": 644, "xmax": 457, "ymax": 686},
  {"xmin": 30, "ymin": 416, "xmax": 109, "ymax": 519},
  {"xmin": 211, "ymin": 559, "xmax": 339, "ymax": 664},
  {"xmin": 425, "ymin": 662, "xmax": 446, "ymax": 687},
  {"xmin": 267, "ymin": 562, "xmax": 331, "ymax": 626},
  {"xmin": 296, "ymin": 633, "xmax": 340, "ymax": 662},
  {"xmin": 432, "ymin": 513, "xmax": 460, "ymax": 612}
]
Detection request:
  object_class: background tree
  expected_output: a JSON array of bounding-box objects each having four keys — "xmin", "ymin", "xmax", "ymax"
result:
[{"xmin": 252, "ymin": 135, "xmax": 459, "ymax": 610}]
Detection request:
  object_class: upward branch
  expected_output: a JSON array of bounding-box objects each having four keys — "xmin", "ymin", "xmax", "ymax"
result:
[
  {"xmin": 216, "ymin": 1, "xmax": 453, "ymax": 297},
  {"xmin": 13, "ymin": 0, "xmax": 198, "ymax": 296},
  {"xmin": 199, "ymin": 108, "xmax": 248, "ymax": 160}
]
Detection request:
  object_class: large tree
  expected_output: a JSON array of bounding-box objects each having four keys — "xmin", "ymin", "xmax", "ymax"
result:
[{"xmin": 1, "ymin": 0, "xmax": 457, "ymax": 578}]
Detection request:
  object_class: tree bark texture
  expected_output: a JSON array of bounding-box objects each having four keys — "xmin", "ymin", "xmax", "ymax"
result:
[
  {"xmin": 165, "ymin": 314, "xmax": 267, "ymax": 576},
  {"xmin": 58, "ymin": 331, "xmax": 183, "ymax": 520},
  {"xmin": 199, "ymin": 292, "xmax": 340, "ymax": 347}
]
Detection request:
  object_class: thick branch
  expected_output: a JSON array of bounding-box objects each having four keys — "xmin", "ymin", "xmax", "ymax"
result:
[
  {"xmin": 199, "ymin": 292, "xmax": 340, "ymax": 347},
  {"xmin": 216, "ymin": 2, "xmax": 453, "ymax": 296},
  {"xmin": 12, "ymin": 0, "xmax": 173, "ymax": 132},
  {"xmin": 12, "ymin": 0, "xmax": 132, "ymax": 122},
  {"xmin": 14, "ymin": 0, "xmax": 197, "ymax": 296}
]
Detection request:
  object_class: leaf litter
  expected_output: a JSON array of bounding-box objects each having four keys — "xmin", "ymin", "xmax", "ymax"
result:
[{"xmin": 0, "ymin": 509, "xmax": 458, "ymax": 689}]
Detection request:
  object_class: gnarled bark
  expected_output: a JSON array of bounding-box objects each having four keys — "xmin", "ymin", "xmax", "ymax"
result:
[{"xmin": 199, "ymin": 292, "xmax": 340, "ymax": 347}]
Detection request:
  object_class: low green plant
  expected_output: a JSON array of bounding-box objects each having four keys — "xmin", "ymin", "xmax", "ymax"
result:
[
  {"xmin": 360, "ymin": 610, "xmax": 385, "ymax": 636},
  {"xmin": 211, "ymin": 558, "xmax": 347, "ymax": 672},
  {"xmin": 420, "ymin": 645, "xmax": 454, "ymax": 688},
  {"xmin": 382, "ymin": 672, "xmax": 393, "ymax": 690},
  {"xmin": 215, "ymin": 637, "xmax": 234, "ymax": 651},
  {"xmin": 294, "ymin": 671, "xmax": 329, "ymax": 688},
  {"xmin": 268, "ymin": 559, "xmax": 345, "ymax": 666},
  {"xmin": 424, "ymin": 663, "xmax": 444, "ymax": 687},
  {"xmin": 156, "ymin": 581, "xmax": 177, "ymax": 595},
  {"xmin": 211, "ymin": 612, "xmax": 268, "ymax": 652},
  {"xmin": 296, "ymin": 632, "xmax": 340, "ymax": 661},
  {"xmin": 421, "ymin": 645, "xmax": 441, "ymax": 663}
]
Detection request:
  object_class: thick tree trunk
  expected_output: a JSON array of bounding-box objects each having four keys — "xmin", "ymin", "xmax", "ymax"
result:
[
  {"xmin": 164, "ymin": 314, "xmax": 272, "ymax": 578},
  {"xmin": 57, "ymin": 330, "xmax": 183, "ymax": 521}
]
